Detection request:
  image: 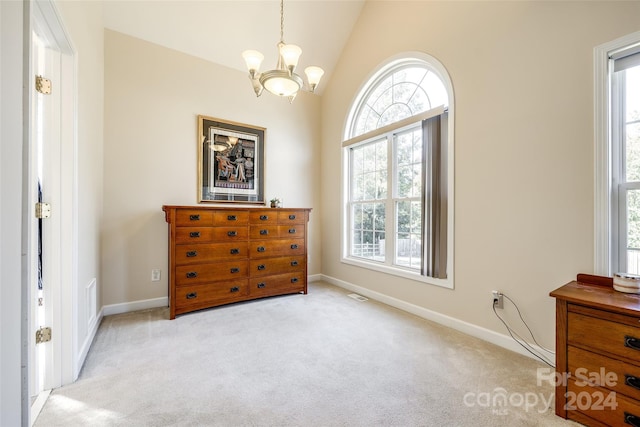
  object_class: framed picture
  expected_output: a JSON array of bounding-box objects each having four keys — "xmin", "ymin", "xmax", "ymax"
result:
[{"xmin": 197, "ymin": 115, "xmax": 265, "ymax": 204}]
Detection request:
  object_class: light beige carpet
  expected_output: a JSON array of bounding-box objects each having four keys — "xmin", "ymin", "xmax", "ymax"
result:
[{"xmin": 35, "ymin": 281, "xmax": 578, "ymax": 426}]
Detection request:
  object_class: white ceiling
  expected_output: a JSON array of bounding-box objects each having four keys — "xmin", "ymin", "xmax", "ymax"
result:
[{"xmin": 103, "ymin": 0, "xmax": 365, "ymax": 93}]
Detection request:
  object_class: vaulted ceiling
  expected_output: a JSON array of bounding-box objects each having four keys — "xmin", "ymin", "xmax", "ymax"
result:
[{"xmin": 103, "ymin": 0, "xmax": 365, "ymax": 93}]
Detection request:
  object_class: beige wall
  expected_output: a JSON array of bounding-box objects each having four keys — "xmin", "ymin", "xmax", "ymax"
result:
[
  {"xmin": 103, "ymin": 30, "xmax": 321, "ymax": 306},
  {"xmin": 320, "ymin": 1, "xmax": 640, "ymax": 349}
]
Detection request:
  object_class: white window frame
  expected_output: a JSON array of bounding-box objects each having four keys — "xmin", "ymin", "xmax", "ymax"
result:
[
  {"xmin": 341, "ymin": 52, "xmax": 455, "ymax": 289},
  {"xmin": 594, "ymin": 31, "xmax": 640, "ymax": 276}
]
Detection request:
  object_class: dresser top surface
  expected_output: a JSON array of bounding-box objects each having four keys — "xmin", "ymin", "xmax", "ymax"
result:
[
  {"xmin": 162, "ymin": 205, "xmax": 311, "ymax": 211},
  {"xmin": 551, "ymin": 275, "xmax": 640, "ymax": 316}
]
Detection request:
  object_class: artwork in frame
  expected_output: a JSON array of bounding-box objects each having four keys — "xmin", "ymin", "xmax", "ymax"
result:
[{"xmin": 198, "ymin": 115, "xmax": 265, "ymax": 204}]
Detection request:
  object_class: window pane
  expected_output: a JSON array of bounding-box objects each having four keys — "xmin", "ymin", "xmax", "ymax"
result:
[
  {"xmin": 396, "ymin": 129, "xmax": 422, "ymax": 198},
  {"xmin": 627, "ymin": 189, "xmax": 640, "ymax": 274},
  {"xmin": 352, "ymin": 174, "xmax": 364, "ymax": 201},
  {"xmin": 626, "ymin": 66, "xmax": 640, "ymax": 123},
  {"xmin": 396, "ymin": 201, "xmax": 422, "ymax": 270},
  {"xmin": 421, "ymin": 72, "xmax": 448, "ymax": 109},
  {"xmin": 397, "ymin": 201, "xmax": 410, "ymax": 233},
  {"xmin": 350, "ymin": 200, "xmax": 386, "ymax": 262},
  {"xmin": 379, "ymin": 104, "xmax": 413, "ymax": 127},
  {"xmin": 377, "ymin": 170, "xmax": 387, "ymax": 199},
  {"xmin": 628, "ymin": 123, "xmax": 640, "ymax": 182},
  {"xmin": 351, "ymin": 139, "xmax": 387, "ymax": 202},
  {"xmin": 411, "ymin": 201, "xmax": 422, "ymax": 234},
  {"xmin": 625, "ymin": 65, "xmax": 640, "ymax": 182},
  {"xmin": 363, "ymin": 145, "xmax": 376, "ymax": 173},
  {"xmin": 374, "ymin": 203, "xmax": 386, "ymax": 230},
  {"xmin": 393, "ymin": 82, "xmax": 419, "ymax": 105}
]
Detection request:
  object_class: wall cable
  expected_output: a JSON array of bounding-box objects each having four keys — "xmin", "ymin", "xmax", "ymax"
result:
[{"xmin": 492, "ymin": 293, "xmax": 555, "ymax": 368}]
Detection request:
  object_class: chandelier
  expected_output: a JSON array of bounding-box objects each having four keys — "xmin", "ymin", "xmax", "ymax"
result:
[{"xmin": 242, "ymin": 0, "xmax": 324, "ymax": 103}]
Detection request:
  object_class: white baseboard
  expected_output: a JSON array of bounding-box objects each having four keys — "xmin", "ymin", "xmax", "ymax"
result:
[
  {"xmin": 74, "ymin": 308, "xmax": 104, "ymax": 379},
  {"xmin": 30, "ymin": 389, "xmax": 51, "ymax": 427},
  {"xmin": 319, "ymin": 274, "xmax": 552, "ymax": 362},
  {"xmin": 102, "ymin": 296, "xmax": 168, "ymax": 317},
  {"xmin": 308, "ymin": 274, "xmax": 322, "ymax": 283}
]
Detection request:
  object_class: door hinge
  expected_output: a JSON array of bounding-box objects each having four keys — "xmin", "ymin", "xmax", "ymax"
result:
[
  {"xmin": 35, "ymin": 202, "xmax": 51, "ymax": 219},
  {"xmin": 35, "ymin": 75, "xmax": 52, "ymax": 95},
  {"xmin": 35, "ymin": 327, "xmax": 52, "ymax": 344}
]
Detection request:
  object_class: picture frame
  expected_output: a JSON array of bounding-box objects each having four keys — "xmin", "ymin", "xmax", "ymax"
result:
[{"xmin": 197, "ymin": 115, "xmax": 265, "ymax": 204}]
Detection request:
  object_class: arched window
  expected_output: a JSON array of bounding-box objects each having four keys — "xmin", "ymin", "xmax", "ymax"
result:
[
  {"xmin": 342, "ymin": 53, "xmax": 454, "ymax": 288},
  {"xmin": 349, "ymin": 60, "xmax": 449, "ymax": 138}
]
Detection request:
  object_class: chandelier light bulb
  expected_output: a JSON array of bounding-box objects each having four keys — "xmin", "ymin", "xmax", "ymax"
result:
[
  {"xmin": 242, "ymin": 50, "xmax": 264, "ymax": 79},
  {"xmin": 280, "ymin": 44, "xmax": 302, "ymax": 73},
  {"xmin": 304, "ymin": 66, "xmax": 324, "ymax": 92}
]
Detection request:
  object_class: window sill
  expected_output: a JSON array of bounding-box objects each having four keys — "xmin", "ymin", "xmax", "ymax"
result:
[{"xmin": 341, "ymin": 256, "xmax": 454, "ymax": 289}]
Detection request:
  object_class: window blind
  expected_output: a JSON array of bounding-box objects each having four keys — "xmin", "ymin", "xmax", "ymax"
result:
[{"xmin": 612, "ymin": 44, "xmax": 640, "ymax": 72}]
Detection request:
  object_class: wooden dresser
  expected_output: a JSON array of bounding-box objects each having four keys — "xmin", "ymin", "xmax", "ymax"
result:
[
  {"xmin": 162, "ymin": 205, "xmax": 311, "ymax": 319},
  {"xmin": 551, "ymin": 274, "xmax": 640, "ymax": 426}
]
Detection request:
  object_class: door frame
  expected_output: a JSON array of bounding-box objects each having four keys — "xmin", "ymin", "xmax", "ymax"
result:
[{"xmin": 26, "ymin": 0, "xmax": 76, "ymax": 424}]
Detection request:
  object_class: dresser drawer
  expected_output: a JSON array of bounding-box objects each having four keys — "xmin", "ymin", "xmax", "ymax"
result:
[
  {"xmin": 249, "ymin": 210, "xmax": 277, "ymax": 224},
  {"xmin": 250, "ymin": 238, "xmax": 306, "ymax": 258},
  {"xmin": 249, "ymin": 255, "xmax": 306, "ymax": 277},
  {"xmin": 175, "ymin": 227, "xmax": 216, "ymax": 244},
  {"xmin": 174, "ymin": 280, "xmax": 248, "ymax": 314},
  {"xmin": 213, "ymin": 210, "xmax": 248, "ymax": 225},
  {"xmin": 569, "ymin": 345, "xmax": 640, "ymax": 401},
  {"xmin": 277, "ymin": 210, "xmax": 305, "ymax": 224},
  {"xmin": 249, "ymin": 225, "xmax": 279, "ymax": 239},
  {"xmin": 175, "ymin": 260, "xmax": 248, "ymax": 285},
  {"xmin": 175, "ymin": 210, "xmax": 214, "ymax": 226},
  {"xmin": 175, "ymin": 243, "xmax": 248, "ymax": 265},
  {"xmin": 175, "ymin": 225, "xmax": 248, "ymax": 242},
  {"xmin": 278, "ymin": 224, "xmax": 305, "ymax": 238},
  {"xmin": 568, "ymin": 310, "xmax": 640, "ymax": 361},
  {"xmin": 567, "ymin": 378, "xmax": 640, "ymax": 427},
  {"xmin": 249, "ymin": 272, "xmax": 305, "ymax": 298}
]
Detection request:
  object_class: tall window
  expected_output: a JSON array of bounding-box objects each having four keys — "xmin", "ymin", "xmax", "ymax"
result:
[
  {"xmin": 612, "ymin": 47, "xmax": 640, "ymax": 274},
  {"xmin": 595, "ymin": 33, "xmax": 640, "ymax": 276},
  {"xmin": 342, "ymin": 55, "xmax": 454, "ymax": 287}
]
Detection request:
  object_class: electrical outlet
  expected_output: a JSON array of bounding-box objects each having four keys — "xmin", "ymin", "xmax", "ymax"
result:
[
  {"xmin": 151, "ymin": 269, "xmax": 161, "ymax": 282},
  {"xmin": 492, "ymin": 290, "xmax": 503, "ymax": 309}
]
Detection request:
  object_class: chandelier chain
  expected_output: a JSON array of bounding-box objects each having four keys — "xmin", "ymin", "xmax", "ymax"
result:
[{"xmin": 280, "ymin": 0, "xmax": 284, "ymax": 43}]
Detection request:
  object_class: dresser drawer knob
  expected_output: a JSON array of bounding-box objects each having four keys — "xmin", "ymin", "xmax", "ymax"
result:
[
  {"xmin": 624, "ymin": 412, "xmax": 640, "ymax": 427},
  {"xmin": 230, "ymin": 248, "xmax": 240, "ymax": 255},
  {"xmin": 227, "ymin": 230, "xmax": 237, "ymax": 237},
  {"xmin": 257, "ymin": 246, "xmax": 266, "ymax": 252},
  {"xmin": 291, "ymin": 277, "xmax": 299, "ymax": 283},
  {"xmin": 189, "ymin": 231, "xmax": 201, "ymax": 238},
  {"xmin": 257, "ymin": 282, "xmax": 266, "ymax": 289},
  {"xmin": 291, "ymin": 260, "xmax": 298, "ymax": 266},
  {"xmin": 289, "ymin": 228, "xmax": 296, "ymax": 234},
  {"xmin": 189, "ymin": 214, "xmax": 200, "ymax": 221},
  {"xmin": 186, "ymin": 251, "xmax": 198, "ymax": 257},
  {"xmin": 289, "ymin": 214, "xmax": 296, "ymax": 220},
  {"xmin": 625, "ymin": 375, "xmax": 640, "ymax": 391},
  {"xmin": 260, "ymin": 229, "xmax": 269, "ymax": 235},
  {"xmin": 227, "ymin": 215, "xmax": 237, "ymax": 221},
  {"xmin": 186, "ymin": 271, "xmax": 198, "ymax": 278},
  {"xmin": 186, "ymin": 292, "xmax": 197, "ymax": 299},
  {"xmin": 260, "ymin": 215, "xmax": 268, "ymax": 220},
  {"xmin": 230, "ymin": 286, "xmax": 240, "ymax": 293},
  {"xmin": 625, "ymin": 335, "xmax": 640, "ymax": 351},
  {"xmin": 291, "ymin": 244, "xmax": 298, "ymax": 249},
  {"xmin": 257, "ymin": 264, "xmax": 266, "ymax": 270},
  {"xmin": 230, "ymin": 267, "xmax": 240, "ymax": 273}
]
